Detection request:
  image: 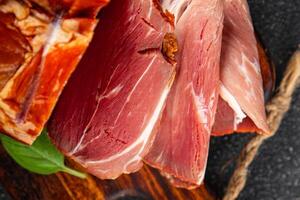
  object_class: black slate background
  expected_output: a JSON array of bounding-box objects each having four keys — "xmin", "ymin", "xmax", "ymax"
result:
[
  {"xmin": 0, "ymin": 0, "xmax": 299, "ymax": 200},
  {"xmin": 206, "ymin": 0, "xmax": 300, "ymax": 200}
]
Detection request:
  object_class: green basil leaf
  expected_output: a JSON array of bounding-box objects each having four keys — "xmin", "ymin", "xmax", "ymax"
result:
[{"xmin": 0, "ymin": 130, "xmax": 86, "ymax": 178}]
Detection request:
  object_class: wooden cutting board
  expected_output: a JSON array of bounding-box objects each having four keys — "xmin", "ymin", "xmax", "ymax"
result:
[{"xmin": 0, "ymin": 145, "xmax": 215, "ymax": 200}]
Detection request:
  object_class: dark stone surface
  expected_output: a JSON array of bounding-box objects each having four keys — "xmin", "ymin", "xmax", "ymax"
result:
[
  {"xmin": 206, "ymin": 90, "xmax": 300, "ymax": 200},
  {"xmin": 0, "ymin": 187, "xmax": 9, "ymax": 200},
  {"xmin": 206, "ymin": 1, "xmax": 300, "ymax": 200},
  {"xmin": 248, "ymin": 0, "xmax": 300, "ymax": 86},
  {"xmin": 0, "ymin": 0, "xmax": 299, "ymax": 200}
]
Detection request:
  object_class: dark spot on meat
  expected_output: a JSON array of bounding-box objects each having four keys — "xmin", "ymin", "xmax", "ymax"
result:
[
  {"xmin": 137, "ymin": 32, "xmax": 177, "ymax": 65},
  {"xmin": 141, "ymin": 18, "xmax": 157, "ymax": 31},
  {"xmin": 200, "ymin": 20, "xmax": 209, "ymax": 39},
  {"xmin": 85, "ymin": 126, "xmax": 92, "ymax": 134},
  {"xmin": 161, "ymin": 32, "xmax": 178, "ymax": 65},
  {"xmin": 104, "ymin": 128, "xmax": 127, "ymax": 145},
  {"xmin": 138, "ymin": 47, "xmax": 160, "ymax": 55}
]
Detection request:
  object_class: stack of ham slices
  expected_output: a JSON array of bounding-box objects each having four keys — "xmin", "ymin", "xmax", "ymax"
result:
[{"xmin": 0, "ymin": 0, "xmax": 271, "ymax": 188}]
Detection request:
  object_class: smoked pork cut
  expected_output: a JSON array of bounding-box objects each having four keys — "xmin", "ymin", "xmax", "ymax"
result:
[
  {"xmin": 144, "ymin": 0, "xmax": 224, "ymax": 188},
  {"xmin": 0, "ymin": 0, "xmax": 107, "ymax": 144},
  {"xmin": 212, "ymin": 0, "xmax": 269, "ymax": 136},
  {"xmin": 48, "ymin": 0, "xmax": 176, "ymax": 179}
]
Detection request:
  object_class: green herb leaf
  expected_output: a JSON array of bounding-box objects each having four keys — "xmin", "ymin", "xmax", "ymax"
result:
[{"xmin": 0, "ymin": 130, "xmax": 86, "ymax": 178}]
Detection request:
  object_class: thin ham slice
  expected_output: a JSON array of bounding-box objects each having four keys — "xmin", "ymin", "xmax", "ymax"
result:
[
  {"xmin": 49, "ymin": 0, "xmax": 176, "ymax": 179},
  {"xmin": 145, "ymin": 0, "xmax": 224, "ymax": 188},
  {"xmin": 212, "ymin": 0, "xmax": 269, "ymax": 136}
]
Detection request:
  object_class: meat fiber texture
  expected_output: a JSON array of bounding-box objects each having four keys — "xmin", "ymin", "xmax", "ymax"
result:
[
  {"xmin": 48, "ymin": 0, "xmax": 270, "ymax": 188},
  {"xmin": 212, "ymin": 0, "xmax": 270, "ymax": 136},
  {"xmin": 145, "ymin": 0, "xmax": 224, "ymax": 188},
  {"xmin": 49, "ymin": 0, "xmax": 175, "ymax": 179},
  {"xmin": 0, "ymin": 0, "xmax": 108, "ymax": 144}
]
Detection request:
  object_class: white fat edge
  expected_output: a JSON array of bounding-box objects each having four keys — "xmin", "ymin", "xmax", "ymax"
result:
[
  {"xmin": 152, "ymin": 150, "xmax": 165, "ymax": 163},
  {"xmin": 145, "ymin": 28, "xmax": 155, "ymax": 38},
  {"xmin": 219, "ymin": 83, "xmax": 246, "ymax": 130},
  {"xmin": 196, "ymin": 160, "xmax": 207, "ymax": 185},
  {"xmin": 239, "ymin": 62, "xmax": 252, "ymax": 86},
  {"xmin": 189, "ymin": 84, "xmax": 212, "ymax": 132},
  {"xmin": 83, "ymin": 80, "xmax": 172, "ymax": 165},
  {"xmin": 241, "ymin": 53, "xmax": 260, "ymax": 79},
  {"xmin": 147, "ymin": 0, "xmax": 153, "ymax": 19},
  {"xmin": 195, "ymin": 132, "xmax": 212, "ymax": 185},
  {"xmin": 239, "ymin": 54, "xmax": 261, "ymax": 102},
  {"xmin": 190, "ymin": 86, "xmax": 208, "ymax": 123},
  {"xmin": 42, "ymin": 15, "xmax": 63, "ymax": 57},
  {"xmin": 98, "ymin": 85, "xmax": 124, "ymax": 101},
  {"xmin": 92, "ymin": 168, "xmax": 110, "ymax": 174},
  {"xmin": 252, "ymin": 58, "xmax": 261, "ymax": 75}
]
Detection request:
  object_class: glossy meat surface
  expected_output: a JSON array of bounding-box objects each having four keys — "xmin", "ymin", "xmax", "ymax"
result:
[
  {"xmin": 49, "ymin": 0, "xmax": 175, "ymax": 179},
  {"xmin": 212, "ymin": 0, "xmax": 269, "ymax": 136},
  {"xmin": 145, "ymin": 0, "xmax": 224, "ymax": 187}
]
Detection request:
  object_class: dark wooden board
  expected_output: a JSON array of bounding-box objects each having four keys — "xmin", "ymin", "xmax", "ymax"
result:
[{"xmin": 0, "ymin": 145, "xmax": 215, "ymax": 200}]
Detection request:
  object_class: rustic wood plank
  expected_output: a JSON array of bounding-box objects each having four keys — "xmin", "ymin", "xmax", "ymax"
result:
[{"xmin": 0, "ymin": 146, "xmax": 215, "ymax": 200}]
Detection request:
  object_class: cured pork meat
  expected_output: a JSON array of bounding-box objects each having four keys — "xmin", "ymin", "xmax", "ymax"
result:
[
  {"xmin": 0, "ymin": 0, "xmax": 107, "ymax": 144},
  {"xmin": 49, "ymin": 0, "xmax": 176, "ymax": 179},
  {"xmin": 212, "ymin": 0, "xmax": 269, "ymax": 136},
  {"xmin": 145, "ymin": 0, "xmax": 224, "ymax": 188}
]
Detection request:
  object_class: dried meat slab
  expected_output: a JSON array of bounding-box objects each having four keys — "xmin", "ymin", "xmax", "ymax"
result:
[
  {"xmin": 212, "ymin": 0, "xmax": 269, "ymax": 136},
  {"xmin": 48, "ymin": 0, "xmax": 176, "ymax": 179},
  {"xmin": 145, "ymin": 0, "xmax": 224, "ymax": 188},
  {"xmin": 0, "ymin": 0, "xmax": 108, "ymax": 144}
]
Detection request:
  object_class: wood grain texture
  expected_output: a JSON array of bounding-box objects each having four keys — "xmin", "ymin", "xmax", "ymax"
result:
[{"xmin": 0, "ymin": 146, "xmax": 215, "ymax": 200}]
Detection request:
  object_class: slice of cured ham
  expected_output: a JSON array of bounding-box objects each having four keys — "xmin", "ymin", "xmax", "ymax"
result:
[
  {"xmin": 0, "ymin": 0, "xmax": 107, "ymax": 144},
  {"xmin": 212, "ymin": 0, "xmax": 269, "ymax": 136},
  {"xmin": 144, "ymin": 0, "xmax": 224, "ymax": 188},
  {"xmin": 48, "ymin": 0, "xmax": 176, "ymax": 179}
]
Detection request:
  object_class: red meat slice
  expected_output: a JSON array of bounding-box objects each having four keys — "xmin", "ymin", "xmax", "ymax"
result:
[
  {"xmin": 49, "ymin": 0, "xmax": 175, "ymax": 179},
  {"xmin": 213, "ymin": 98, "xmax": 257, "ymax": 135},
  {"xmin": 144, "ymin": 0, "xmax": 224, "ymax": 188},
  {"xmin": 212, "ymin": 0, "xmax": 269, "ymax": 136}
]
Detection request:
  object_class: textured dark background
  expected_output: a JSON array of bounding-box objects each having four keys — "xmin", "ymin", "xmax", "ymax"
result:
[
  {"xmin": 0, "ymin": 0, "xmax": 300, "ymax": 200},
  {"xmin": 206, "ymin": 0, "xmax": 300, "ymax": 200}
]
